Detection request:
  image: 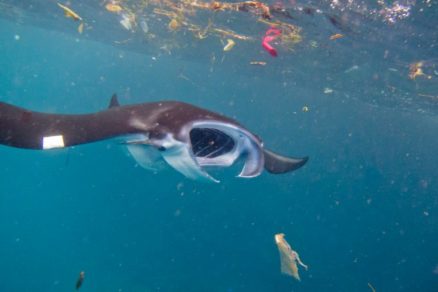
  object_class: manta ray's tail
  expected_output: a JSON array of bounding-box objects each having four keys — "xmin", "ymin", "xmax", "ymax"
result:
[
  {"xmin": 0, "ymin": 100, "xmax": 134, "ymax": 150},
  {"xmin": 0, "ymin": 101, "xmax": 49, "ymax": 149}
]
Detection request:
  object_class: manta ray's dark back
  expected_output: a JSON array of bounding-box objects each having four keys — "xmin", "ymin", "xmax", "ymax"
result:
[{"xmin": 0, "ymin": 96, "xmax": 308, "ymax": 181}]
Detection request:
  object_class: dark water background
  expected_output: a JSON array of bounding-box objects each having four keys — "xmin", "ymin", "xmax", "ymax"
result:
[{"xmin": 0, "ymin": 1, "xmax": 437, "ymax": 291}]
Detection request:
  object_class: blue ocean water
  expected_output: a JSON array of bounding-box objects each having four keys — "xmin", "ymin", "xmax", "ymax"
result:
[{"xmin": 0, "ymin": 1, "xmax": 437, "ymax": 291}]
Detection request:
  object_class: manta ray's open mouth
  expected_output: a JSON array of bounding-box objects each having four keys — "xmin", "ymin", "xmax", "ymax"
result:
[
  {"xmin": 153, "ymin": 121, "xmax": 264, "ymax": 183},
  {"xmin": 182, "ymin": 121, "xmax": 265, "ymax": 182}
]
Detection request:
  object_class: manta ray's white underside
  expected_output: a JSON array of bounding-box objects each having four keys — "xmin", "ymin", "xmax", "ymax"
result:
[{"xmin": 125, "ymin": 121, "xmax": 265, "ymax": 183}]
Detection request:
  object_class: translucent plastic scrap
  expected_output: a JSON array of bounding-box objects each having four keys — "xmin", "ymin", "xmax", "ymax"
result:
[{"xmin": 274, "ymin": 233, "xmax": 308, "ymax": 281}]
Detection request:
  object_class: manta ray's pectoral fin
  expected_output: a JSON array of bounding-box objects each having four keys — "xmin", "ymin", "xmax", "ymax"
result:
[
  {"xmin": 122, "ymin": 134, "xmax": 166, "ymax": 171},
  {"xmin": 263, "ymin": 149, "xmax": 308, "ymax": 174},
  {"xmin": 126, "ymin": 144, "xmax": 165, "ymax": 171},
  {"xmin": 161, "ymin": 143, "xmax": 220, "ymax": 183},
  {"xmin": 123, "ymin": 134, "xmax": 219, "ymax": 182}
]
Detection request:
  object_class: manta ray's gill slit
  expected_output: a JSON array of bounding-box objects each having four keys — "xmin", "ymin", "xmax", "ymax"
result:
[
  {"xmin": 190, "ymin": 128, "xmax": 235, "ymax": 158},
  {"xmin": 204, "ymin": 137, "xmax": 234, "ymax": 159},
  {"xmin": 194, "ymin": 144, "xmax": 214, "ymax": 157}
]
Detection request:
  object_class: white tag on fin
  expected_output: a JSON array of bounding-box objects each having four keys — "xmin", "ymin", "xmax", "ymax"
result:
[{"xmin": 42, "ymin": 135, "xmax": 65, "ymax": 149}]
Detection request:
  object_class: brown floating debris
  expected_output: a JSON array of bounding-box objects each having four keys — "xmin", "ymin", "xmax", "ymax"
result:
[
  {"xmin": 168, "ymin": 18, "xmax": 181, "ymax": 31},
  {"xmin": 93, "ymin": 0, "xmax": 304, "ymax": 57},
  {"xmin": 213, "ymin": 28, "xmax": 252, "ymax": 41},
  {"xmin": 329, "ymin": 33, "xmax": 344, "ymax": 40},
  {"xmin": 188, "ymin": 0, "xmax": 271, "ymax": 19},
  {"xmin": 57, "ymin": 3, "xmax": 82, "ymax": 21},
  {"xmin": 75, "ymin": 271, "xmax": 85, "ymax": 290},
  {"xmin": 274, "ymin": 233, "xmax": 308, "ymax": 281},
  {"xmin": 409, "ymin": 61, "xmax": 431, "ymax": 80},
  {"xmin": 105, "ymin": 3, "xmax": 123, "ymax": 13}
]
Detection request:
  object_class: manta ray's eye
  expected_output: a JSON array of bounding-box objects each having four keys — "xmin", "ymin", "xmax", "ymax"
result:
[{"xmin": 189, "ymin": 128, "xmax": 235, "ymax": 158}]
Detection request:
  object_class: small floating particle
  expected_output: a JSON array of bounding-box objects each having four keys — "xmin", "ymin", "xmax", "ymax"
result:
[
  {"xmin": 302, "ymin": 106, "xmax": 309, "ymax": 112},
  {"xmin": 223, "ymin": 39, "xmax": 235, "ymax": 51},
  {"xmin": 168, "ymin": 18, "xmax": 181, "ymax": 31},
  {"xmin": 250, "ymin": 61, "xmax": 267, "ymax": 66},
  {"xmin": 418, "ymin": 93, "xmax": 438, "ymax": 99},
  {"xmin": 57, "ymin": 3, "xmax": 82, "ymax": 21},
  {"xmin": 14, "ymin": 34, "xmax": 20, "ymax": 41},
  {"xmin": 105, "ymin": 3, "xmax": 123, "ymax": 13},
  {"xmin": 344, "ymin": 65, "xmax": 359, "ymax": 73},
  {"xmin": 77, "ymin": 22, "xmax": 84, "ymax": 34},
  {"xmin": 324, "ymin": 87, "xmax": 333, "ymax": 94},
  {"xmin": 329, "ymin": 33, "xmax": 344, "ymax": 40},
  {"xmin": 75, "ymin": 271, "xmax": 85, "ymax": 290},
  {"xmin": 139, "ymin": 19, "xmax": 149, "ymax": 33},
  {"xmin": 367, "ymin": 282, "xmax": 376, "ymax": 292},
  {"xmin": 274, "ymin": 233, "xmax": 308, "ymax": 281}
]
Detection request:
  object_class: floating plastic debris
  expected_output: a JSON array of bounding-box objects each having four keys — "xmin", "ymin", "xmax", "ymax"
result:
[
  {"xmin": 105, "ymin": 3, "xmax": 123, "ymax": 13},
  {"xmin": 223, "ymin": 39, "xmax": 235, "ymax": 51},
  {"xmin": 250, "ymin": 61, "xmax": 267, "ymax": 66},
  {"xmin": 324, "ymin": 87, "xmax": 334, "ymax": 94},
  {"xmin": 262, "ymin": 27, "xmax": 281, "ymax": 57},
  {"xmin": 139, "ymin": 19, "xmax": 149, "ymax": 34},
  {"xmin": 274, "ymin": 233, "xmax": 308, "ymax": 281},
  {"xmin": 168, "ymin": 18, "xmax": 181, "ymax": 31},
  {"xmin": 344, "ymin": 65, "xmax": 359, "ymax": 73},
  {"xmin": 78, "ymin": 22, "xmax": 84, "ymax": 34},
  {"xmin": 329, "ymin": 33, "xmax": 343, "ymax": 40},
  {"xmin": 57, "ymin": 2, "xmax": 84, "ymax": 33},
  {"xmin": 409, "ymin": 62, "xmax": 429, "ymax": 80},
  {"xmin": 57, "ymin": 3, "xmax": 82, "ymax": 21},
  {"xmin": 379, "ymin": 1, "xmax": 412, "ymax": 24},
  {"xmin": 119, "ymin": 11, "xmax": 135, "ymax": 31},
  {"xmin": 190, "ymin": 0, "xmax": 271, "ymax": 19}
]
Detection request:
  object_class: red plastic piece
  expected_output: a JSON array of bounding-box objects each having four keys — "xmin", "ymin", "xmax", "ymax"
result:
[{"xmin": 262, "ymin": 27, "xmax": 282, "ymax": 57}]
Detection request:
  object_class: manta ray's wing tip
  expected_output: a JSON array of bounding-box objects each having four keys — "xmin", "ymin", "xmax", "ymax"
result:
[{"xmin": 263, "ymin": 149, "xmax": 309, "ymax": 174}]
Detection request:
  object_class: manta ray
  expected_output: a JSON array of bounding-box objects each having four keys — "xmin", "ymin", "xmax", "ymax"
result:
[{"xmin": 0, "ymin": 95, "xmax": 308, "ymax": 182}]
